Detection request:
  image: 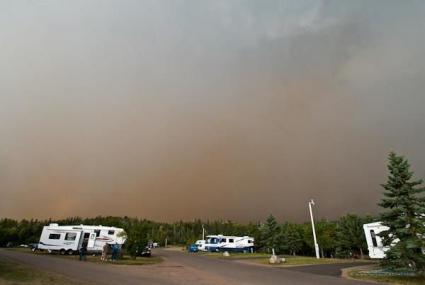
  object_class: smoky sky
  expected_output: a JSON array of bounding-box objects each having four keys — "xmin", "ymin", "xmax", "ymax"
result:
[{"xmin": 0, "ymin": 0, "xmax": 424, "ymax": 222}]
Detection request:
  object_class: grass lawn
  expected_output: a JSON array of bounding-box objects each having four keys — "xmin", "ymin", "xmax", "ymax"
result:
[
  {"xmin": 348, "ymin": 266, "xmax": 425, "ymax": 285},
  {"xmin": 0, "ymin": 260, "xmax": 87, "ymax": 285},
  {"xmin": 254, "ymin": 255, "xmax": 372, "ymax": 267},
  {"xmin": 7, "ymin": 248, "xmax": 163, "ymax": 266},
  {"xmin": 197, "ymin": 252, "xmax": 270, "ymax": 259},
  {"xmin": 198, "ymin": 251, "xmax": 373, "ymax": 267},
  {"xmin": 77, "ymin": 255, "xmax": 163, "ymax": 265}
]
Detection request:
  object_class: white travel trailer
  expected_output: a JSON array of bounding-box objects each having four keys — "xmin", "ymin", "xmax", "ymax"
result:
[
  {"xmin": 364, "ymin": 221, "xmax": 424, "ymax": 259},
  {"xmin": 200, "ymin": 235, "xmax": 254, "ymax": 253},
  {"xmin": 363, "ymin": 222, "xmax": 390, "ymax": 259},
  {"xmin": 38, "ymin": 223, "xmax": 126, "ymax": 255}
]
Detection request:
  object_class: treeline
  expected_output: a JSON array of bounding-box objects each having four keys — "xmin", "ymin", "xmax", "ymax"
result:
[{"xmin": 0, "ymin": 214, "xmax": 374, "ymax": 258}]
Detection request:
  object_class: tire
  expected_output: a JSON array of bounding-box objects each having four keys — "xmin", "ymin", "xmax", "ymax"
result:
[
  {"xmin": 59, "ymin": 249, "xmax": 66, "ymax": 255},
  {"xmin": 67, "ymin": 249, "xmax": 74, "ymax": 255}
]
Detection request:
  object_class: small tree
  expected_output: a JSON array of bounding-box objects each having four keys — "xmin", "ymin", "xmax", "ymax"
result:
[
  {"xmin": 335, "ymin": 214, "xmax": 372, "ymax": 258},
  {"xmin": 378, "ymin": 152, "xmax": 425, "ymax": 272},
  {"xmin": 316, "ymin": 220, "xmax": 337, "ymax": 258},
  {"xmin": 259, "ymin": 215, "xmax": 280, "ymax": 253},
  {"xmin": 281, "ymin": 222, "xmax": 304, "ymax": 256},
  {"xmin": 123, "ymin": 222, "xmax": 149, "ymax": 258}
]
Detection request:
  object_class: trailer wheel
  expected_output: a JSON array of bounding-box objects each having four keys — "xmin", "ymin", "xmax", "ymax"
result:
[
  {"xmin": 59, "ymin": 249, "xmax": 66, "ymax": 255},
  {"xmin": 67, "ymin": 249, "xmax": 74, "ymax": 255}
]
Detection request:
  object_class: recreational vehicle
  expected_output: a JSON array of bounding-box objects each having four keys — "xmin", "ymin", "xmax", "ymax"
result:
[
  {"xmin": 200, "ymin": 235, "xmax": 254, "ymax": 253},
  {"xmin": 38, "ymin": 223, "xmax": 126, "ymax": 255},
  {"xmin": 363, "ymin": 222, "xmax": 390, "ymax": 259},
  {"xmin": 364, "ymin": 221, "xmax": 424, "ymax": 259},
  {"xmin": 195, "ymin": 239, "xmax": 206, "ymax": 251}
]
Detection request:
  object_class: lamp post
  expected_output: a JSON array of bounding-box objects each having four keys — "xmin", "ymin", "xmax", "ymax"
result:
[
  {"xmin": 309, "ymin": 199, "xmax": 320, "ymax": 259},
  {"xmin": 202, "ymin": 224, "xmax": 205, "ymax": 240}
]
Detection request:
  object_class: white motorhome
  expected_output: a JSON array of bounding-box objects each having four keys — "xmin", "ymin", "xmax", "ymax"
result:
[
  {"xmin": 38, "ymin": 223, "xmax": 126, "ymax": 255},
  {"xmin": 200, "ymin": 235, "xmax": 254, "ymax": 253}
]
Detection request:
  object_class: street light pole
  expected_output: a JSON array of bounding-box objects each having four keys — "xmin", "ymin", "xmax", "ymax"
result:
[
  {"xmin": 309, "ymin": 199, "xmax": 320, "ymax": 259},
  {"xmin": 202, "ymin": 224, "xmax": 205, "ymax": 240}
]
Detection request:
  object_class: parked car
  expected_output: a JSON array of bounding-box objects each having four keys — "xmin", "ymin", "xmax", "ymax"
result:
[{"xmin": 188, "ymin": 244, "xmax": 199, "ymax": 253}]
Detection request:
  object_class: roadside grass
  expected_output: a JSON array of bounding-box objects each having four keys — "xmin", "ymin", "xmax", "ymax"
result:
[
  {"xmin": 254, "ymin": 256, "xmax": 372, "ymax": 267},
  {"xmin": 197, "ymin": 252, "xmax": 270, "ymax": 259},
  {"xmin": 78, "ymin": 255, "xmax": 163, "ymax": 265},
  {"xmin": 5, "ymin": 247, "xmax": 30, "ymax": 253},
  {"xmin": 7, "ymin": 248, "xmax": 163, "ymax": 266},
  {"xmin": 0, "ymin": 260, "xmax": 86, "ymax": 285},
  {"xmin": 197, "ymin": 251, "xmax": 373, "ymax": 267},
  {"xmin": 348, "ymin": 266, "xmax": 425, "ymax": 285}
]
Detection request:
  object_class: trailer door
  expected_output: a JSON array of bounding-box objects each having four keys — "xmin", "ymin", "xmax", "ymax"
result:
[{"xmin": 88, "ymin": 232, "xmax": 96, "ymax": 249}]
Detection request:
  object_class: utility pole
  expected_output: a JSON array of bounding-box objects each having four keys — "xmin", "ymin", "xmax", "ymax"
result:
[
  {"xmin": 309, "ymin": 199, "xmax": 320, "ymax": 259},
  {"xmin": 202, "ymin": 224, "xmax": 205, "ymax": 240}
]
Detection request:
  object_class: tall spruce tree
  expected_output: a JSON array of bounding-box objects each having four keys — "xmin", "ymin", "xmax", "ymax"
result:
[
  {"xmin": 260, "ymin": 215, "xmax": 280, "ymax": 252},
  {"xmin": 378, "ymin": 152, "xmax": 425, "ymax": 272}
]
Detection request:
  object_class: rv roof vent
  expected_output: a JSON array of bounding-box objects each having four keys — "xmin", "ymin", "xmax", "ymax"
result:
[{"xmin": 49, "ymin": 223, "xmax": 59, "ymax": 227}]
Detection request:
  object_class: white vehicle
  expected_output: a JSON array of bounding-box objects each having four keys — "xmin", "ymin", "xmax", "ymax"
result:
[
  {"xmin": 195, "ymin": 239, "xmax": 206, "ymax": 251},
  {"xmin": 201, "ymin": 235, "xmax": 254, "ymax": 253},
  {"xmin": 38, "ymin": 223, "xmax": 126, "ymax": 255},
  {"xmin": 363, "ymin": 222, "xmax": 390, "ymax": 259},
  {"xmin": 364, "ymin": 221, "xmax": 424, "ymax": 259}
]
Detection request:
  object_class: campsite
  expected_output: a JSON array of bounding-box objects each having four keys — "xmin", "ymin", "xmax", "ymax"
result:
[{"xmin": 1, "ymin": 1, "xmax": 424, "ymax": 284}]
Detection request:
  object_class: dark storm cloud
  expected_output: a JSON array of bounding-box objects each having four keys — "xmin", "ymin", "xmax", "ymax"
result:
[{"xmin": 0, "ymin": 0, "xmax": 424, "ymax": 222}]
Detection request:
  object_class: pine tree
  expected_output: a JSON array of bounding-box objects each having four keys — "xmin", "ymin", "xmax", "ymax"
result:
[
  {"xmin": 336, "ymin": 214, "xmax": 371, "ymax": 258},
  {"xmin": 378, "ymin": 152, "xmax": 425, "ymax": 272},
  {"xmin": 281, "ymin": 222, "xmax": 303, "ymax": 256},
  {"xmin": 260, "ymin": 215, "xmax": 280, "ymax": 252}
]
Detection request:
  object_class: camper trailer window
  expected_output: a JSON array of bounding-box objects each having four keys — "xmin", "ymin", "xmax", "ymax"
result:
[
  {"xmin": 94, "ymin": 230, "xmax": 100, "ymax": 237},
  {"xmin": 108, "ymin": 230, "xmax": 115, "ymax": 235},
  {"xmin": 228, "ymin": 239, "xmax": 234, "ymax": 243},
  {"xmin": 248, "ymin": 240, "xmax": 253, "ymax": 244},
  {"xmin": 370, "ymin": 230, "xmax": 378, "ymax": 247},
  {"xmin": 209, "ymin": 238, "xmax": 218, "ymax": 244},
  {"xmin": 220, "ymin": 238, "xmax": 226, "ymax": 243},
  {"xmin": 65, "ymin": 233, "xmax": 77, "ymax": 241},
  {"xmin": 48, "ymin": 233, "xmax": 61, "ymax": 240},
  {"xmin": 84, "ymin": 233, "xmax": 90, "ymax": 239}
]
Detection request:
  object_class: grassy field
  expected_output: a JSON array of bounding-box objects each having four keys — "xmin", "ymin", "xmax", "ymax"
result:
[
  {"xmin": 7, "ymin": 248, "xmax": 163, "ymax": 266},
  {"xmin": 348, "ymin": 266, "xmax": 425, "ymax": 285},
  {"xmin": 0, "ymin": 260, "xmax": 87, "ymax": 285}
]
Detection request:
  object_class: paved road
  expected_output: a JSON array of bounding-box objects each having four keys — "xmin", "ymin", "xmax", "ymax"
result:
[{"xmin": 0, "ymin": 249, "xmax": 371, "ymax": 285}]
